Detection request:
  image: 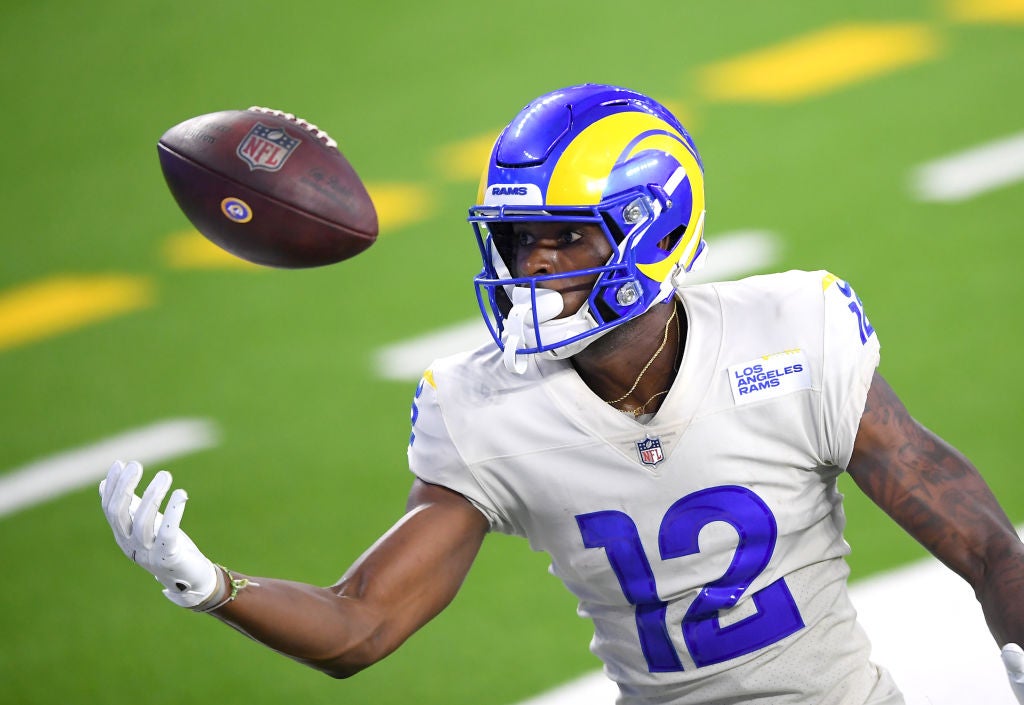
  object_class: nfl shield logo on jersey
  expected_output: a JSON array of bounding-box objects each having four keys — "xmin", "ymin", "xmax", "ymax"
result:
[
  {"xmin": 236, "ymin": 123, "xmax": 301, "ymax": 171},
  {"xmin": 636, "ymin": 437, "xmax": 664, "ymax": 467}
]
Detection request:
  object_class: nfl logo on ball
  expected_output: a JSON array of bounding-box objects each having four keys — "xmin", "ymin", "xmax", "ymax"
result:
[
  {"xmin": 636, "ymin": 438, "xmax": 664, "ymax": 466},
  {"xmin": 236, "ymin": 123, "xmax": 301, "ymax": 172}
]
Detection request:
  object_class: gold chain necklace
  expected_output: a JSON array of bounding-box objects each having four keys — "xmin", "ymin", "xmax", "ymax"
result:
[
  {"xmin": 628, "ymin": 389, "xmax": 670, "ymax": 417},
  {"xmin": 605, "ymin": 306, "xmax": 678, "ymax": 407}
]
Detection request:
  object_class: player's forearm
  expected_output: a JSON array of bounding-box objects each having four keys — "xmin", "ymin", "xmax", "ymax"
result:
[
  {"xmin": 851, "ymin": 376, "xmax": 1013, "ymax": 578},
  {"xmin": 849, "ymin": 375, "xmax": 1024, "ymax": 648},
  {"xmin": 210, "ymin": 572, "xmax": 391, "ymax": 678},
  {"xmin": 974, "ymin": 534, "xmax": 1024, "ymax": 648}
]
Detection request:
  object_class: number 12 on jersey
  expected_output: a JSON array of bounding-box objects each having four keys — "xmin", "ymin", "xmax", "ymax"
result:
[{"xmin": 576, "ymin": 486, "xmax": 804, "ymax": 671}]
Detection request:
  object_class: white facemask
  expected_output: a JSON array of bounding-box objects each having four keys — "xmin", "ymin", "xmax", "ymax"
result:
[{"xmin": 502, "ymin": 287, "xmax": 610, "ymax": 374}]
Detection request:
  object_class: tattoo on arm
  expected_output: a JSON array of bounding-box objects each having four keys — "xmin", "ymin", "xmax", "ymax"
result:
[{"xmin": 848, "ymin": 372, "xmax": 1024, "ymax": 645}]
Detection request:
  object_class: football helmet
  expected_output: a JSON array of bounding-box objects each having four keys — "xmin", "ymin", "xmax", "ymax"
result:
[{"xmin": 469, "ymin": 84, "xmax": 707, "ymax": 373}]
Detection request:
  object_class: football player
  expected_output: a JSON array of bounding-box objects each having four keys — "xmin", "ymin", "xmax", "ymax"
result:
[{"xmin": 101, "ymin": 84, "xmax": 1024, "ymax": 704}]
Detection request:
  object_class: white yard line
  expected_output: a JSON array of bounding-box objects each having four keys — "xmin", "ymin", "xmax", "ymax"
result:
[
  {"xmin": 374, "ymin": 231, "xmax": 781, "ymax": 381},
  {"xmin": 513, "ymin": 671, "xmax": 616, "ymax": 705},
  {"xmin": 913, "ymin": 131, "xmax": 1024, "ymax": 202},
  {"xmin": 0, "ymin": 418, "xmax": 218, "ymax": 519},
  {"xmin": 685, "ymin": 230, "xmax": 780, "ymax": 287},
  {"xmin": 508, "ymin": 533, "xmax": 1024, "ymax": 705},
  {"xmin": 851, "ymin": 546, "xmax": 1013, "ymax": 705},
  {"xmin": 375, "ymin": 318, "xmax": 487, "ymax": 382}
]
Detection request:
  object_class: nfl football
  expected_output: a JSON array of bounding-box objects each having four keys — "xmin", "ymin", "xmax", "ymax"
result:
[{"xmin": 157, "ymin": 107, "xmax": 378, "ymax": 268}]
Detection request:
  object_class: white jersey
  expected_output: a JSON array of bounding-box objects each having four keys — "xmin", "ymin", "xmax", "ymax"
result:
[{"xmin": 408, "ymin": 270, "xmax": 902, "ymax": 705}]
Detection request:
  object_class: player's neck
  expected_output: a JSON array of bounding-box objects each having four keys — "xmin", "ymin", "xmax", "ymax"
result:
[{"xmin": 571, "ymin": 300, "xmax": 686, "ymax": 417}]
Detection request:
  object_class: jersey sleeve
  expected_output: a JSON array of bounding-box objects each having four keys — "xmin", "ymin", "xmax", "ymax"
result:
[
  {"xmin": 819, "ymin": 272, "xmax": 881, "ymax": 469},
  {"xmin": 407, "ymin": 368, "xmax": 509, "ymax": 533}
]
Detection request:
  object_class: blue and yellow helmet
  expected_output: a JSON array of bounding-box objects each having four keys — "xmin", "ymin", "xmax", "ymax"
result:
[{"xmin": 470, "ymin": 84, "xmax": 706, "ymax": 365}]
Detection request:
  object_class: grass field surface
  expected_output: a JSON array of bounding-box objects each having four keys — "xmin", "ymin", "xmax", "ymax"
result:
[{"xmin": 2, "ymin": 2, "xmax": 1022, "ymax": 703}]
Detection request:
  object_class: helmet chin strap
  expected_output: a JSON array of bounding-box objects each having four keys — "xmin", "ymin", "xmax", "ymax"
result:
[
  {"xmin": 502, "ymin": 288, "xmax": 609, "ymax": 374},
  {"xmin": 503, "ymin": 288, "xmax": 562, "ymax": 374}
]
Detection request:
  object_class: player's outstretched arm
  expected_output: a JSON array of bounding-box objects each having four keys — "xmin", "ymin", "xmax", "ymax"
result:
[
  {"xmin": 210, "ymin": 477, "xmax": 489, "ymax": 677},
  {"xmin": 99, "ymin": 461, "xmax": 488, "ymax": 678},
  {"xmin": 847, "ymin": 373, "xmax": 1024, "ymax": 658}
]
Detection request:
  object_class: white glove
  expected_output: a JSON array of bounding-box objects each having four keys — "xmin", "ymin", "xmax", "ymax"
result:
[
  {"xmin": 1003, "ymin": 643, "xmax": 1024, "ymax": 704},
  {"xmin": 99, "ymin": 460, "xmax": 224, "ymax": 609}
]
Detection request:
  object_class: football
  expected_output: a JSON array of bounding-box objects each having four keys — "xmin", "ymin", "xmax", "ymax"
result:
[{"xmin": 157, "ymin": 107, "xmax": 378, "ymax": 268}]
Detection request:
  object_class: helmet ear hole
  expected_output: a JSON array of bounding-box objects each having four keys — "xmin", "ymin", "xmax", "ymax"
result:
[
  {"xmin": 593, "ymin": 293, "xmax": 619, "ymax": 324},
  {"xmin": 600, "ymin": 212, "xmax": 625, "ymax": 244},
  {"xmin": 658, "ymin": 224, "xmax": 687, "ymax": 253}
]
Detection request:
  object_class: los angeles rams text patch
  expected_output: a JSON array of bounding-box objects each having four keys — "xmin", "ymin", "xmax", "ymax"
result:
[{"xmin": 728, "ymin": 349, "xmax": 812, "ymax": 405}]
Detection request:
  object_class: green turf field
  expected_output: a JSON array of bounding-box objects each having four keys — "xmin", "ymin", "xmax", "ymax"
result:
[{"xmin": 2, "ymin": 1, "xmax": 1023, "ymax": 703}]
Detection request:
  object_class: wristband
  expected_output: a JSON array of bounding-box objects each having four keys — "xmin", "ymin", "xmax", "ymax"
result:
[{"xmin": 193, "ymin": 566, "xmax": 260, "ymax": 613}]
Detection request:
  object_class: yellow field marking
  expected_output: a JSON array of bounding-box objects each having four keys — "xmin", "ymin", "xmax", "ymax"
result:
[
  {"xmin": 366, "ymin": 182, "xmax": 434, "ymax": 233},
  {"xmin": 660, "ymin": 100, "xmax": 697, "ymax": 132},
  {"xmin": 0, "ymin": 275, "xmax": 153, "ymax": 352},
  {"xmin": 434, "ymin": 131, "xmax": 500, "ymax": 182},
  {"xmin": 164, "ymin": 230, "xmax": 259, "ymax": 269},
  {"xmin": 699, "ymin": 23, "xmax": 940, "ymax": 103},
  {"xmin": 949, "ymin": 0, "xmax": 1024, "ymax": 22}
]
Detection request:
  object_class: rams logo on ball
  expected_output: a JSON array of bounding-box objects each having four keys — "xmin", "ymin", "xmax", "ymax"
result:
[{"xmin": 220, "ymin": 197, "xmax": 252, "ymax": 223}]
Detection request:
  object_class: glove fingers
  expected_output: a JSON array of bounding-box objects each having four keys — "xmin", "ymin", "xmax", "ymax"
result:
[
  {"xmin": 158, "ymin": 488, "xmax": 189, "ymax": 557},
  {"xmin": 134, "ymin": 470, "xmax": 172, "ymax": 549},
  {"xmin": 100, "ymin": 460, "xmax": 126, "ymax": 514},
  {"xmin": 114, "ymin": 459, "xmax": 143, "ymax": 496},
  {"xmin": 107, "ymin": 460, "xmax": 143, "ymax": 539},
  {"xmin": 99, "ymin": 459, "xmax": 124, "ymax": 504}
]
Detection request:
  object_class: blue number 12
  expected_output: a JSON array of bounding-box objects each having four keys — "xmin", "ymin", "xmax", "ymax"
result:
[{"xmin": 576, "ymin": 486, "xmax": 804, "ymax": 671}]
